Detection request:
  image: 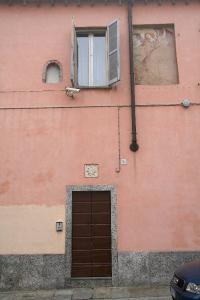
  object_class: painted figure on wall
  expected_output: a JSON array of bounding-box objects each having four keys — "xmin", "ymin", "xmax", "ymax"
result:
[{"xmin": 133, "ymin": 26, "xmax": 178, "ymax": 85}]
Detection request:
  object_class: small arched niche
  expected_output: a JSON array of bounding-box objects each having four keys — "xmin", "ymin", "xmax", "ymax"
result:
[{"xmin": 43, "ymin": 60, "xmax": 62, "ymax": 84}]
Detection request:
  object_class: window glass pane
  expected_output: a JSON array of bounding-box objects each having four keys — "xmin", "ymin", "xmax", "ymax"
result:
[
  {"xmin": 77, "ymin": 36, "xmax": 89, "ymax": 86},
  {"xmin": 46, "ymin": 64, "xmax": 60, "ymax": 83},
  {"xmin": 133, "ymin": 26, "xmax": 178, "ymax": 85},
  {"xmin": 93, "ymin": 36, "xmax": 106, "ymax": 86}
]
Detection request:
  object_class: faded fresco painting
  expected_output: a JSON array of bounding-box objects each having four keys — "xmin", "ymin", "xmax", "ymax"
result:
[{"xmin": 133, "ymin": 26, "xmax": 178, "ymax": 85}]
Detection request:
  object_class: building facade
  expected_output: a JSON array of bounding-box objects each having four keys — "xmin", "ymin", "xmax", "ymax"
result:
[{"xmin": 0, "ymin": 0, "xmax": 200, "ymax": 290}]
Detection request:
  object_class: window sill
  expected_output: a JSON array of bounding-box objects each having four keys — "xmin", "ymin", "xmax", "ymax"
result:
[{"xmin": 77, "ymin": 85, "xmax": 112, "ymax": 89}]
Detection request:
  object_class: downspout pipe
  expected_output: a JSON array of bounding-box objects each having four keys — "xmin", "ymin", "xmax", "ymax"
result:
[{"xmin": 128, "ymin": 0, "xmax": 139, "ymax": 152}]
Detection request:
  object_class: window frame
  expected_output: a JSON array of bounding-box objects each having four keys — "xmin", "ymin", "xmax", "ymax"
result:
[
  {"xmin": 71, "ymin": 20, "xmax": 120, "ymax": 89},
  {"xmin": 77, "ymin": 28, "xmax": 108, "ymax": 88}
]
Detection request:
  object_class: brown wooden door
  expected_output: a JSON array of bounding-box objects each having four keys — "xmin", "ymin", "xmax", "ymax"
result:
[{"xmin": 72, "ymin": 191, "xmax": 112, "ymax": 277}]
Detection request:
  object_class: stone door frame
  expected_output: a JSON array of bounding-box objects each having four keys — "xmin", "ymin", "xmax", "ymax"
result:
[{"xmin": 65, "ymin": 185, "xmax": 118, "ymax": 286}]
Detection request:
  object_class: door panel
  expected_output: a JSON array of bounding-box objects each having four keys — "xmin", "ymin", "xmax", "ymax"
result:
[
  {"xmin": 72, "ymin": 264, "xmax": 92, "ymax": 277},
  {"xmin": 92, "ymin": 237, "xmax": 111, "ymax": 249},
  {"xmin": 93, "ymin": 250, "xmax": 112, "ymax": 263},
  {"xmin": 92, "ymin": 201, "xmax": 111, "ymax": 212},
  {"xmin": 73, "ymin": 224, "xmax": 91, "ymax": 237},
  {"xmin": 72, "ymin": 237, "xmax": 92, "ymax": 250},
  {"xmin": 72, "ymin": 201, "xmax": 91, "ymax": 213},
  {"xmin": 72, "ymin": 213, "xmax": 91, "ymax": 224},
  {"xmin": 92, "ymin": 224, "xmax": 111, "ymax": 236},
  {"xmin": 72, "ymin": 250, "xmax": 93, "ymax": 263},
  {"xmin": 72, "ymin": 191, "xmax": 112, "ymax": 277},
  {"xmin": 93, "ymin": 265, "xmax": 112, "ymax": 277},
  {"xmin": 92, "ymin": 213, "xmax": 111, "ymax": 224}
]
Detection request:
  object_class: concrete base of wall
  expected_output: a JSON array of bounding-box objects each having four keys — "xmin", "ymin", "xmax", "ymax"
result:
[
  {"xmin": 0, "ymin": 252, "xmax": 200, "ymax": 290},
  {"xmin": 0, "ymin": 255, "xmax": 65, "ymax": 290},
  {"xmin": 118, "ymin": 251, "xmax": 200, "ymax": 286}
]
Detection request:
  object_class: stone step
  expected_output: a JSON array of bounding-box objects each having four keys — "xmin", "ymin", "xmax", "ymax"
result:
[
  {"xmin": 0, "ymin": 286, "xmax": 171, "ymax": 300},
  {"xmin": 70, "ymin": 286, "xmax": 170, "ymax": 300},
  {"xmin": 0, "ymin": 296, "xmax": 171, "ymax": 300}
]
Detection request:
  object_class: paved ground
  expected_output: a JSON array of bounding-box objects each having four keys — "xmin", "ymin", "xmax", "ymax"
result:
[{"xmin": 0, "ymin": 286, "xmax": 171, "ymax": 300}]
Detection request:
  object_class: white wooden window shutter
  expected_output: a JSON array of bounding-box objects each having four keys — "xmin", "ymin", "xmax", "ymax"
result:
[
  {"xmin": 70, "ymin": 22, "xmax": 78, "ymax": 87},
  {"xmin": 107, "ymin": 19, "xmax": 120, "ymax": 85}
]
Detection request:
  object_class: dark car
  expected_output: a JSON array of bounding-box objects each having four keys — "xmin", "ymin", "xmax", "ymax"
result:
[{"xmin": 170, "ymin": 261, "xmax": 200, "ymax": 300}]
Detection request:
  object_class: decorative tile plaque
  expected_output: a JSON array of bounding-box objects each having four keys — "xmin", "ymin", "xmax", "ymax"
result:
[{"xmin": 84, "ymin": 164, "xmax": 99, "ymax": 178}]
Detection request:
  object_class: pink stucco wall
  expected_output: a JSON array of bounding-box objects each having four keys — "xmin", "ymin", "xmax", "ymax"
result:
[{"xmin": 0, "ymin": 2, "xmax": 200, "ymax": 254}]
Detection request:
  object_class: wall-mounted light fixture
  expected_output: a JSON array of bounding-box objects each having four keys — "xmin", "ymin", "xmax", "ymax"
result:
[
  {"xmin": 65, "ymin": 87, "xmax": 80, "ymax": 98},
  {"xmin": 182, "ymin": 99, "xmax": 191, "ymax": 108}
]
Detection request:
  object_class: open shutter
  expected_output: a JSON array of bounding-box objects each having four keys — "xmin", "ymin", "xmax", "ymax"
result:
[
  {"xmin": 107, "ymin": 19, "xmax": 120, "ymax": 85},
  {"xmin": 70, "ymin": 22, "xmax": 78, "ymax": 87}
]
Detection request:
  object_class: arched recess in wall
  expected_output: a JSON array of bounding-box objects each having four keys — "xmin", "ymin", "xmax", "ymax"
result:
[{"xmin": 43, "ymin": 60, "xmax": 63, "ymax": 83}]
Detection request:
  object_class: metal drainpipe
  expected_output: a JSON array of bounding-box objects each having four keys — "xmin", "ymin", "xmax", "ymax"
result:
[{"xmin": 128, "ymin": 0, "xmax": 139, "ymax": 152}]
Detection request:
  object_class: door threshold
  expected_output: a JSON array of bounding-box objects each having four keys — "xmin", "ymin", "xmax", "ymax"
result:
[
  {"xmin": 71, "ymin": 277, "xmax": 112, "ymax": 280},
  {"xmin": 67, "ymin": 277, "xmax": 112, "ymax": 287}
]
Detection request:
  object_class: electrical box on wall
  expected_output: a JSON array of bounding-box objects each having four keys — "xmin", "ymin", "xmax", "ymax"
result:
[
  {"xmin": 120, "ymin": 158, "xmax": 128, "ymax": 165},
  {"xmin": 56, "ymin": 221, "xmax": 63, "ymax": 232}
]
